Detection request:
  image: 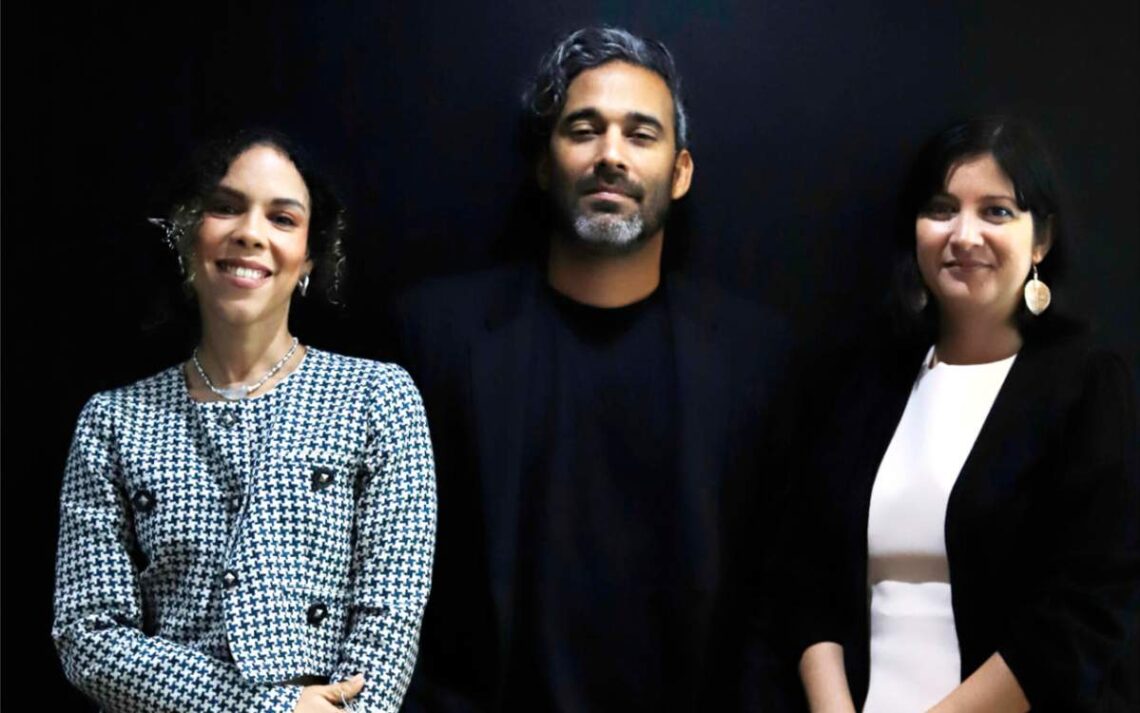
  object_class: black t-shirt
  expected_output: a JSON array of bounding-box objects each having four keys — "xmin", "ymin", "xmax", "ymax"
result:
[{"xmin": 504, "ymin": 283, "xmax": 685, "ymax": 711}]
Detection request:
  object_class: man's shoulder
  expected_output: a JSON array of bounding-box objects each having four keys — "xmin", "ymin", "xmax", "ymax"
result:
[
  {"xmin": 395, "ymin": 264, "xmax": 537, "ymax": 321},
  {"xmin": 666, "ymin": 273, "xmax": 789, "ymax": 341}
]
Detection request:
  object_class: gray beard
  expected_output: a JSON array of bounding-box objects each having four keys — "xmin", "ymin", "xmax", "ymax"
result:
[{"xmin": 571, "ymin": 212, "xmax": 646, "ymax": 251}]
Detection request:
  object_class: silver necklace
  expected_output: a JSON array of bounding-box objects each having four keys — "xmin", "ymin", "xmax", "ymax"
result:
[{"xmin": 192, "ymin": 337, "xmax": 300, "ymax": 401}]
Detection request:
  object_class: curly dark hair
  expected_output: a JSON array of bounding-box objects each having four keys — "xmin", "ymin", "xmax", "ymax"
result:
[
  {"xmin": 163, "ymin": 129, "xmax": 347, "ymax": 305},
  {"xmin": 521, "ymin": 26, "xmax": 689, "ymax": 159}
]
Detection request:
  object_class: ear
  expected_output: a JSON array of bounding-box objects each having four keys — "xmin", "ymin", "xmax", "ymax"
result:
[
  {"xmin": 670, "ymin": 148, "xmax": 694, "ymax": 200},
  {"xmin": 1032, "ymin": 215, "xmax": 1054, "ymax": 264},
  {"xmin": 535, "ymin": 151, "xmax": 551, "ymax": 192},
  {"xmin": 303, "ymin": 257, "xmax": 315, "ymax": 279}
]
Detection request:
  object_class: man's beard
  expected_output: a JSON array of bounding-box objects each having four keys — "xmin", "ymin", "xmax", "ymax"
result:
[
  {"xmin": 571, "ymin": 211, "xmax": 646, "ymax": 250},
  {"xmin": 556, "ymin": 177, "xmax": 670, "ymax": 255}
]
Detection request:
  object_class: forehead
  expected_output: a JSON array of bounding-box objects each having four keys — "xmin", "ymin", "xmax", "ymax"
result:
[
  {"xmin": 944, "ymin": 153, "xmax": 1015, "ymax": 196},
  {"xmin": 560, "ymin": 61, "xmax": 675, "ymax": 132},
  {"xmin": 221, "ymin": 144, "xmax": 310, "ymax": 207}
]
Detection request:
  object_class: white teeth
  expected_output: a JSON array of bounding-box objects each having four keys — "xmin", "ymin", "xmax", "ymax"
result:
[{"xmin": 220, "ymin": 263, "xmax": 268, "ymax": 279}]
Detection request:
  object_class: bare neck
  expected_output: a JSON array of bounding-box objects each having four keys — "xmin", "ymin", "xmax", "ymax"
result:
[
  {"xmin": 935, "ymin": 310, "xmax": 1022, "ymax": 365},
  {"xmin": 546, "ymin": 232, "xmax": 663, "ymax": 307},
  {"xmin": 195, "ymin": 314, "xmax": 298, "ymax": 386}
]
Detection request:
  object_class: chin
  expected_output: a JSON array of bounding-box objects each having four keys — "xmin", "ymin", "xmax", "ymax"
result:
[{"xmin": 203, "ymin": 300, "xmax": 288, "ymax": 329}]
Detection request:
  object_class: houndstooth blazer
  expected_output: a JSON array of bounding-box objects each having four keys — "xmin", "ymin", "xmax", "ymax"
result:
[{"xmin": 53, "ymin": 349, "xmax": 437, "ymax": 712}]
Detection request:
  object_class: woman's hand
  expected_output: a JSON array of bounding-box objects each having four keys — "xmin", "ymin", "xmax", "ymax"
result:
[
  {"xmin": 294, "ymin": 674, "xmax": 365, "ymax": 712},
  {"xmin": 926, "ymin": 653, "xmax": 1029, "ymax": 713}
]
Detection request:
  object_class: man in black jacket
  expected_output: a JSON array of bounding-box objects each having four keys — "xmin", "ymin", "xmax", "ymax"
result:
[{"xmin": 393, "ymin": 26, "xmax": 795, "ymax": 712}]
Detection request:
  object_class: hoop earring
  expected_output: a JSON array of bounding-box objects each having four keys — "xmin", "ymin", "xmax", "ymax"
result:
[
  {"xmin": 298, "ymin": 273, "xmax": 311, "ymax": 297},
  {"xmin": 1024, "ymin": 264, "xmax": 1051, "ymax": 315}
]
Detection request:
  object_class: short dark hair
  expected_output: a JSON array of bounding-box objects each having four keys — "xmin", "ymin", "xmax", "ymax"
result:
[
  {"xmin": 165, "ymin": 129, "xmax": 347, "ymax": 304},
  {"xmin": 521, "ymin": 26, "xmax": 689, "ymax": 158},
  {"xmin": 891, "ymin": 116, "xmax": 1071, "ymax": 340}
]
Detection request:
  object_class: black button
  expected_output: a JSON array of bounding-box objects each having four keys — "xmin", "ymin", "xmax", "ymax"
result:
[
  {"xmin": 218, "ymin": 410, "xmax": 239, "ymax": 427},
  {"xmin": 132, "ymin": 488, "xmax": 156, "ymax": 513},
  {"xmin": 306, "ymin": 602, "xmax": 328, "ymax": 625},
  {"xmin": 222, "ymin": 570, "xmax": 238, "ymax": 589},
  {"xmin": 311, "ymin": 468, "xmax": 334, "ymax": 492},
  {"xmin": 225, "ymin": 495, "xmax": 243, "ymax": 514}
]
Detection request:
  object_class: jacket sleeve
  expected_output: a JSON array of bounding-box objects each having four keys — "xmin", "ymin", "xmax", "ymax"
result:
[
  {"xmin": 328, "ymin": 365, "xmax": 437, "ymax": 712},
  {"xmin": 999, "ymin": 349, "xmax": 1140, "ymax": 710},
  {"xmin": 52, "ymin": 394, "xmax": 303, "ymax": 713}
]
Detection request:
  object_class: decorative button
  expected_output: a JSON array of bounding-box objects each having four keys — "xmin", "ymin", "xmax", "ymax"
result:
[
  {"xmin": 222, "ymin": 570, "xmax": 239, "ymax": 589},
  {"xmin": 306, "ymin": 602, "xmax": 328, "ymax": 625},
  {"xmin": 218, "ymin": 410, "xmax": 239, "ymax": 428},
  {"xmin": 311, "ymin": 468, "xmax": 334, "ymax": 492},
  {"xmin": 132, "ymin": 488, "xmax": 156, "ymax": 513}
]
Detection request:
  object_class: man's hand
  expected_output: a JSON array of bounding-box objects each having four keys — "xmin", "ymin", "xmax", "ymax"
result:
[{"xmin": 294, "ymin": 674, "xmax": 365, "ymax": 712}]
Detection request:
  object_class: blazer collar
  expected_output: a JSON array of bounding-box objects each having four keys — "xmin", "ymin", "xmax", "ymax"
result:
[{"xmin": 468, "ymin": 267, "xmax": 540, "ymax": 650}]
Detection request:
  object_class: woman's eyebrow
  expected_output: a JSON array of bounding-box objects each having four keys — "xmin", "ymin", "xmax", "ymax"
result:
[
  {"xmin": 269, "ymin": 197, "xmax": 309, "ymax": 213},
  {"xmin": 212, "ymin": 185, "xmax": 308, "ymax": 213}
]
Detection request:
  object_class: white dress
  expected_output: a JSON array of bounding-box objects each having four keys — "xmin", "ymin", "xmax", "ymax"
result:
[{"xmin": 862, "ymin": 348, "xmax": 1015, "ymax": 712}]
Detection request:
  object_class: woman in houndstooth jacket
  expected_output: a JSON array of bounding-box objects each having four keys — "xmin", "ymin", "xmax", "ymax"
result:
[{"xmin": 52, "ymin": 131, "xmax": 437, "ymax": 712}]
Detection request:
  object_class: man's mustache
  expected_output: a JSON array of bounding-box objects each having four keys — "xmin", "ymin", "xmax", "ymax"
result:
[{"xmin": 575, "ymin": 176, "xmax": 645, "ymax": 201}]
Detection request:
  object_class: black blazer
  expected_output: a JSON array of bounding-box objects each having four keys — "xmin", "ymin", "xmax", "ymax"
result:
[
  {"xmin": 784, "ymin": 326, "xmax": 1140, "ymax": 711},
  {"xmin": 388, "ymin": 265, "xmax": 795, "ymax": 711}
]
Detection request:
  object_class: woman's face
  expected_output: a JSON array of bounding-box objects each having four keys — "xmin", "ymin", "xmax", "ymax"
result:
[
  {"xmin": 915, "ymin": 153, "xmax": 1049, "ymax": 325},
  {"xmin": 191, "ymin": 144, "xmax": 313, "ymax": 329}
]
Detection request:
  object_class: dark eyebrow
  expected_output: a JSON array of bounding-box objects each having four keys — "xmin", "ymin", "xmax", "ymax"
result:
[
  {"xmin": 560, "ymin": 108, "xmax": 602, "ymax": 125},
  {"xmin": 213, "ymin": 185, "xmax": 308, "ymax": 213},
  {"xmin": 626, "ymin": 112, "xmax": 664, "ymax": 132},
  {"xmin": 269, "ymin": 197, "xmax": 308, "ymax": 213},
  {"xmin": 559, "ymin": 108, "xmax": 666, "ymax": 133}
]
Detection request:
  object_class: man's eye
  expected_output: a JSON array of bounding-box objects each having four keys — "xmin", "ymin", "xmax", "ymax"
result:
[
  {"xmin": 570, "ymin": 127, "xmax": 596, "ymax": 138},
  {"xmin": 631, "ymin": 132, "xmax": 657, "ymax": 142}
]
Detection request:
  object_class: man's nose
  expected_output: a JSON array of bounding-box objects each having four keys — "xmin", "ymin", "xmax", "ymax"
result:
[{"xmin": 595, "ymin": 126, "xmax": 628, "ymax": 176}]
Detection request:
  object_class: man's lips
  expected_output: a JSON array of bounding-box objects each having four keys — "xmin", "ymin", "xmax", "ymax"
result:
[{"xmin": 584, "ymin": 189, "xmax": 634, "ymax": 202}]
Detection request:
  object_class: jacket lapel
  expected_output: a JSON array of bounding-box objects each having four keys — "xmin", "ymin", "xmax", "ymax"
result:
[
  {"xmin": 468, "ymin": 269, "xmax": 539, "ymax": 650},
  {"xmin": 948, "ymin": 339, "xmax": 1065, "ymax": 524},
  {"xmin": 668, "ymin": 277, "xmax": 733, "ymax": 585}
]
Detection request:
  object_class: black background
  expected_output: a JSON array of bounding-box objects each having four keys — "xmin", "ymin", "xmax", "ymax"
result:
[{"xmin": 2, "ymin": 1, "xmax": 1137, "ymax": 708}]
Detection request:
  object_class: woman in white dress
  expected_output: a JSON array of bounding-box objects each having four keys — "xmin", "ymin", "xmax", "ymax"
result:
[{"xmin": 787, "ymin": 117, "xmax": 1138, "ymax": 712}]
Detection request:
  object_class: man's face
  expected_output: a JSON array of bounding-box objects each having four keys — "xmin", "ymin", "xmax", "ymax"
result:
[{"xmin": 541, "ymin": 61, "xmax": 693, "ymax": 253}]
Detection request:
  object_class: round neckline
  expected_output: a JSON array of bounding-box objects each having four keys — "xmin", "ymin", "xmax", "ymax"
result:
[
  {"xmin": 922, "ymin": 345, "xmax": 1018, "ymax": 372},
  {"xmin": 179, "ymin": 346, "xmax": 315, "ymax": 406}
]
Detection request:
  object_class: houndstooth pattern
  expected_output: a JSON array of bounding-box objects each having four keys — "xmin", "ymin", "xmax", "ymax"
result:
[{"xmin": 53, "ymin": 349, "xmax": 437, "ymax": 712}]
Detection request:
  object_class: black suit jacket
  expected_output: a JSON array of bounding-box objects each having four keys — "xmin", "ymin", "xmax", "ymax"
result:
[
  {"xmin": 784, "ymin": 326, "xmax": 1140, "ymax": 711},
  {"xmin": 388, "ymin": 265, "xmax": 795, "ymax": 711}
]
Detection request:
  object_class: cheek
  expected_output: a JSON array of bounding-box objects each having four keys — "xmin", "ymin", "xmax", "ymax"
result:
[
  {"xmin": 914, "ymin": 222, "xmax": 943, "ymax": 266},
  {"xmin": 193, "ymin": 219, "xmax": 226, "ymax": 257},
  {"xmin": 280, "ymin": 234, "xmax": 311, "ymax": 274},
  {"xmin": 1007, "ymin": 231, "xmax": 1037, "ymax": 273}
]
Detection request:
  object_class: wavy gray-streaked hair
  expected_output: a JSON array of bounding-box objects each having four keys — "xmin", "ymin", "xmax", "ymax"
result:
[{"xmin": 521, "ymin": 26, "xmax": 690, "ymax": 157}]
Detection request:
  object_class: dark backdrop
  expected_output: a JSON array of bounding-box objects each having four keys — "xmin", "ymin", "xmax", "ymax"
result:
[{"xmin": 3, "ymin": 1, "xmax": 1137, "ymax": 708}]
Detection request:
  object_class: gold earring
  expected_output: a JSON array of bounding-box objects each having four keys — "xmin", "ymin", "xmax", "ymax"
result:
[{"xmin": 1024, "ymin": 264, "xmax": 1051, "ymax": 315}]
